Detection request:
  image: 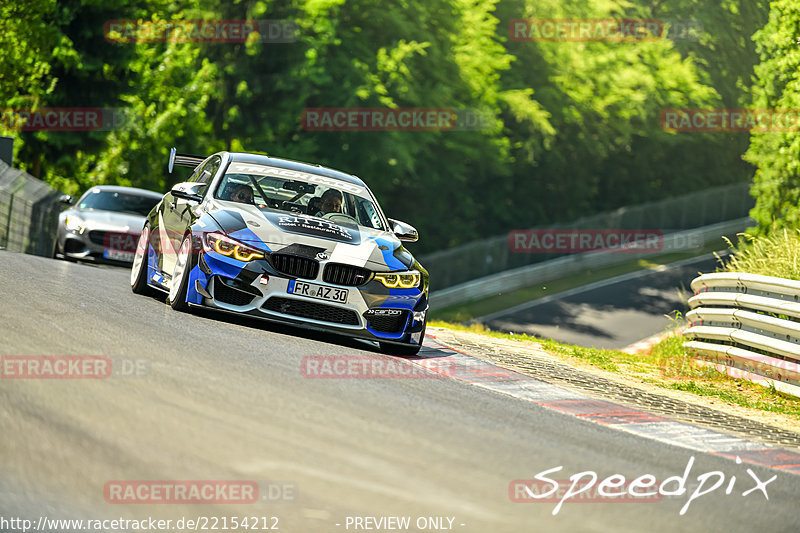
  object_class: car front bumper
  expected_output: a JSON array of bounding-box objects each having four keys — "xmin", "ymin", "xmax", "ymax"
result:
[
  {"xmin": 178, "ymin": 249, "xmax": 428, "ymax": 347},
  {"xmin": 59, "ymin": 228, "xmax": 140, "ymax": 265}
]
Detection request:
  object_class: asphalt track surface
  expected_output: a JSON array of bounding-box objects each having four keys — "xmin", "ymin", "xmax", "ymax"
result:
[
  {"xmin": 480, "ymin": 254, "xmax": 724, "ymax": 350},
  {"xmin": 1, "ymin": 251, "xmax": 798, "ymax": 532}
]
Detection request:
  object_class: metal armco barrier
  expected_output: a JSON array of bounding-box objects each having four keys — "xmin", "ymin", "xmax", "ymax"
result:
[
  {"xmin": 430, "ymin": 218, "xmax": 750, "ymax": 310},
  {"xmin": 420, "ymin": 182, "xmax": 753, "ymax": 292},
  {"xmin": 0, "ymin": 160, "xmax": 63, "ymax": 256},
  {"xmin": 685, "ymin": 272, "xmax": 800, "ymax": 398}
]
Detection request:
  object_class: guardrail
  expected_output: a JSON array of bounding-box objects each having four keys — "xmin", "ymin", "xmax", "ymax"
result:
[
  {"xmin": 430, "ymin": 218, "xmax": 750, "ymax": 310},
  {"xmin": 685, "ymin": 272, "xmax": 800, "ymax": 398},
  {"xmin": 420, "ymin": 182, "xmax": 753, "ymax": 292},
  {"xmin": 0, "ymin": 160, "xmax": 62, "ymax": 256}
]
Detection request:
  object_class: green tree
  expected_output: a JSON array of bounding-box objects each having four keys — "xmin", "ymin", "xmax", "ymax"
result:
[{"xmin": 746, "ymin": 0, "xmax": 800, "ymax": 231}]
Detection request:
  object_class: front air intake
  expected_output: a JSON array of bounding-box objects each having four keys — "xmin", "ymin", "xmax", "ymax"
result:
[
  {"xmin": 269, "ymin": 253, "xmax": 319, "ymax": 279},
  {"xmin": 323, "ymin": 263, "xmax": 372, "ymax": 287}
]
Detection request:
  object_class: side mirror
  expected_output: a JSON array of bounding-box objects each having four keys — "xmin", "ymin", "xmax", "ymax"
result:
[
  {"xmin": 170, "ymin": 182, "xmax": 204, "ymax": 203},
  {"xmin": 58, "ymin": 194, "xmax": 74, "ymax": 205},
  {"xmin": 168, "ymin": 147, "xmax": 177, "ymax": 174},
  {"xmin": 389, "ymin": 218, "xmax": 419, "ymax": 242}
]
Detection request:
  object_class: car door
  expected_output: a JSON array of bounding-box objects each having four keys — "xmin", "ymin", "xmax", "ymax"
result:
[{"xmin": 160, "ymin": 156, "xmax": 220, "ymax": 276}]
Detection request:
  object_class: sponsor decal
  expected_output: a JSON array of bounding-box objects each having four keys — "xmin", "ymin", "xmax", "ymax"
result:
[
  {"xmin": 268, "ymin": 213, "xmax": 359, "ymax": 244},
  {"xmin": 365, "ymin": 309, "xmax": 403, "ymax": 316}
]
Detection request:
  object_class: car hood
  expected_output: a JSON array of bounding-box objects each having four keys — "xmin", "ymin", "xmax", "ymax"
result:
[
  {"xmin": 204, "ymin": 200, "xmax": 414, "ymax": 271},
  {"xmin": 64, "ymin": 209, "xmax": 147, "ymax": 232}
]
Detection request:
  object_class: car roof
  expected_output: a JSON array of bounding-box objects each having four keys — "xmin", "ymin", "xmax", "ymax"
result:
[
  {"xmin": 226, "ymin": 152, "xmax": 367, "ymax": 188},
  {"xmin": 86, "ymin": 185, "xmax": 163, "ymax": 198}
]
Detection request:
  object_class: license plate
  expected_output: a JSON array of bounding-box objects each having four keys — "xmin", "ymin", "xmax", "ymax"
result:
[
  {"xmin": 104, "ymin": 249, "xmax": 135, "ymax": 262},
  {"xmin": 289, "ymin": 281, "xmax": 348, "ymax": 303}
]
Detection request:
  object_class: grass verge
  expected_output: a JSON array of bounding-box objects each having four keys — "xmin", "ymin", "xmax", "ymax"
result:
[
  {"xmin": 722, "ymin": 228, "xmax": 800, "ymax": 279},
  {"xmin": 429, "ymin": 319, "xmax": 800, "ymax": 419}
]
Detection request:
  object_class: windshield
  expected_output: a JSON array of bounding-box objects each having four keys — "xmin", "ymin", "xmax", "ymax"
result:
[
  {"xmin": 215, "ymin": 163, "xmax": 387, "ymax": 231},
  {"xmin": 77, "ymin": 189, "xmax": 160, "ymax": 216}
]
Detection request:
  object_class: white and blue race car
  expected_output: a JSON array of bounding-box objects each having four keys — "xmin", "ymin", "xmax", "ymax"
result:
[{"xmin": 130, "ymin": 149, "xmax": 428, "ymax": 355}]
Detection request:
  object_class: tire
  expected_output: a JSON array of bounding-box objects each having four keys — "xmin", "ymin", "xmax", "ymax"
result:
[
  {"xmin": 131, "ymin": 223, "xmax": 156, "ymax": 296},
  {"xmin": 167, "ymin": 234, "xmax": 195, "ymax": 311},
  {"xmin": 380, "ymin": 323, "xmax": 426, "ymax": 356},
  {"xmin": 51, "ymin": 238, "xmax": 62, "ymax": 259},
  {"xmin": 52, "ymin": 238, "xmax": 77, "ymax": 262}
]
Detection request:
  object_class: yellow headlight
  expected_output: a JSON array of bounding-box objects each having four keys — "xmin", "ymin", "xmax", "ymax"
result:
[
  {"xmin": 233, "ymin": 247, "xmax": 263, "ymax": 262},
  {"xmin": 375, "ymin": 271, "xmax": 420, "ymax": 288},
  {"xmin": 207, "ymin": 233, "xmax": 264, "ymax": 262}
]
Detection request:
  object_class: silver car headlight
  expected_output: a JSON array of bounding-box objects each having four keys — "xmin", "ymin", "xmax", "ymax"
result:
[
  {"xmin": 64, "ymin": 215, "xmax": 85, "ymax": 233},
  {"xmin": 374, "ymin": 270, "xmax": 421, "ymax": 289}
]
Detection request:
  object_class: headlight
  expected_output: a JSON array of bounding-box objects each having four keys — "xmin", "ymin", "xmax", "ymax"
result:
[
  {"xmin": 64, "ymin": 215, "xmax": 85, "ymax": 233},
  {"xmin": 374, "ymin": 270, "xmax": 421, "ymax": 289},
  {"xmin": 202, "ymin": 232, "xmax": 265, "ymax": 262}
]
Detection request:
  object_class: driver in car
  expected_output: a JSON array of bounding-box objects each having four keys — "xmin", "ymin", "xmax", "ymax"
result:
[
  {"xmin": 315, "ymin": 188, "xmax": 342, "ymax": 217},
  {"xmin": 223, "ymin": 183, "xmax": 254, "ymax": 205}
]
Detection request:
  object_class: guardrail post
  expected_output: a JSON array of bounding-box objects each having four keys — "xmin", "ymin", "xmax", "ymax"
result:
[{"xmin": 2, "ymin": 192, "xmax": 13, "ymax": 249}]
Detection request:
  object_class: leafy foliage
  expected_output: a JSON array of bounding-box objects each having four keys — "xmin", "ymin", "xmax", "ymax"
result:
[
  {"xmin": 746, "ymin": 1, "xmax": 800, "ymax": 233},
  {"xmin": 0, "ymin": 0, "xmax": 772, "ymax": 252}
]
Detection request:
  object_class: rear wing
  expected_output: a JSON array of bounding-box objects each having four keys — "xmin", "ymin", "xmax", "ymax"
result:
[{"xmin": 168, "ymin": 147, "xmax": 205, "ymax": 173}]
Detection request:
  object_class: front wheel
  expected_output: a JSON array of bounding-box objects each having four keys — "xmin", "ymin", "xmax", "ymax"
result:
[
  {"xmin": 167, "ymin": 234, "xmax": 195, "ymax": 311},
  {"xmin": 51, "ymin": 238, "xmax": 62, "ymax": 259},
  {"xmin": 380, "ymin": 324, "xmax": 426, "ymax": 356},
  {"xmin": 131, "ymin": 224, "xmax": 156, "ymax": 296}
]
